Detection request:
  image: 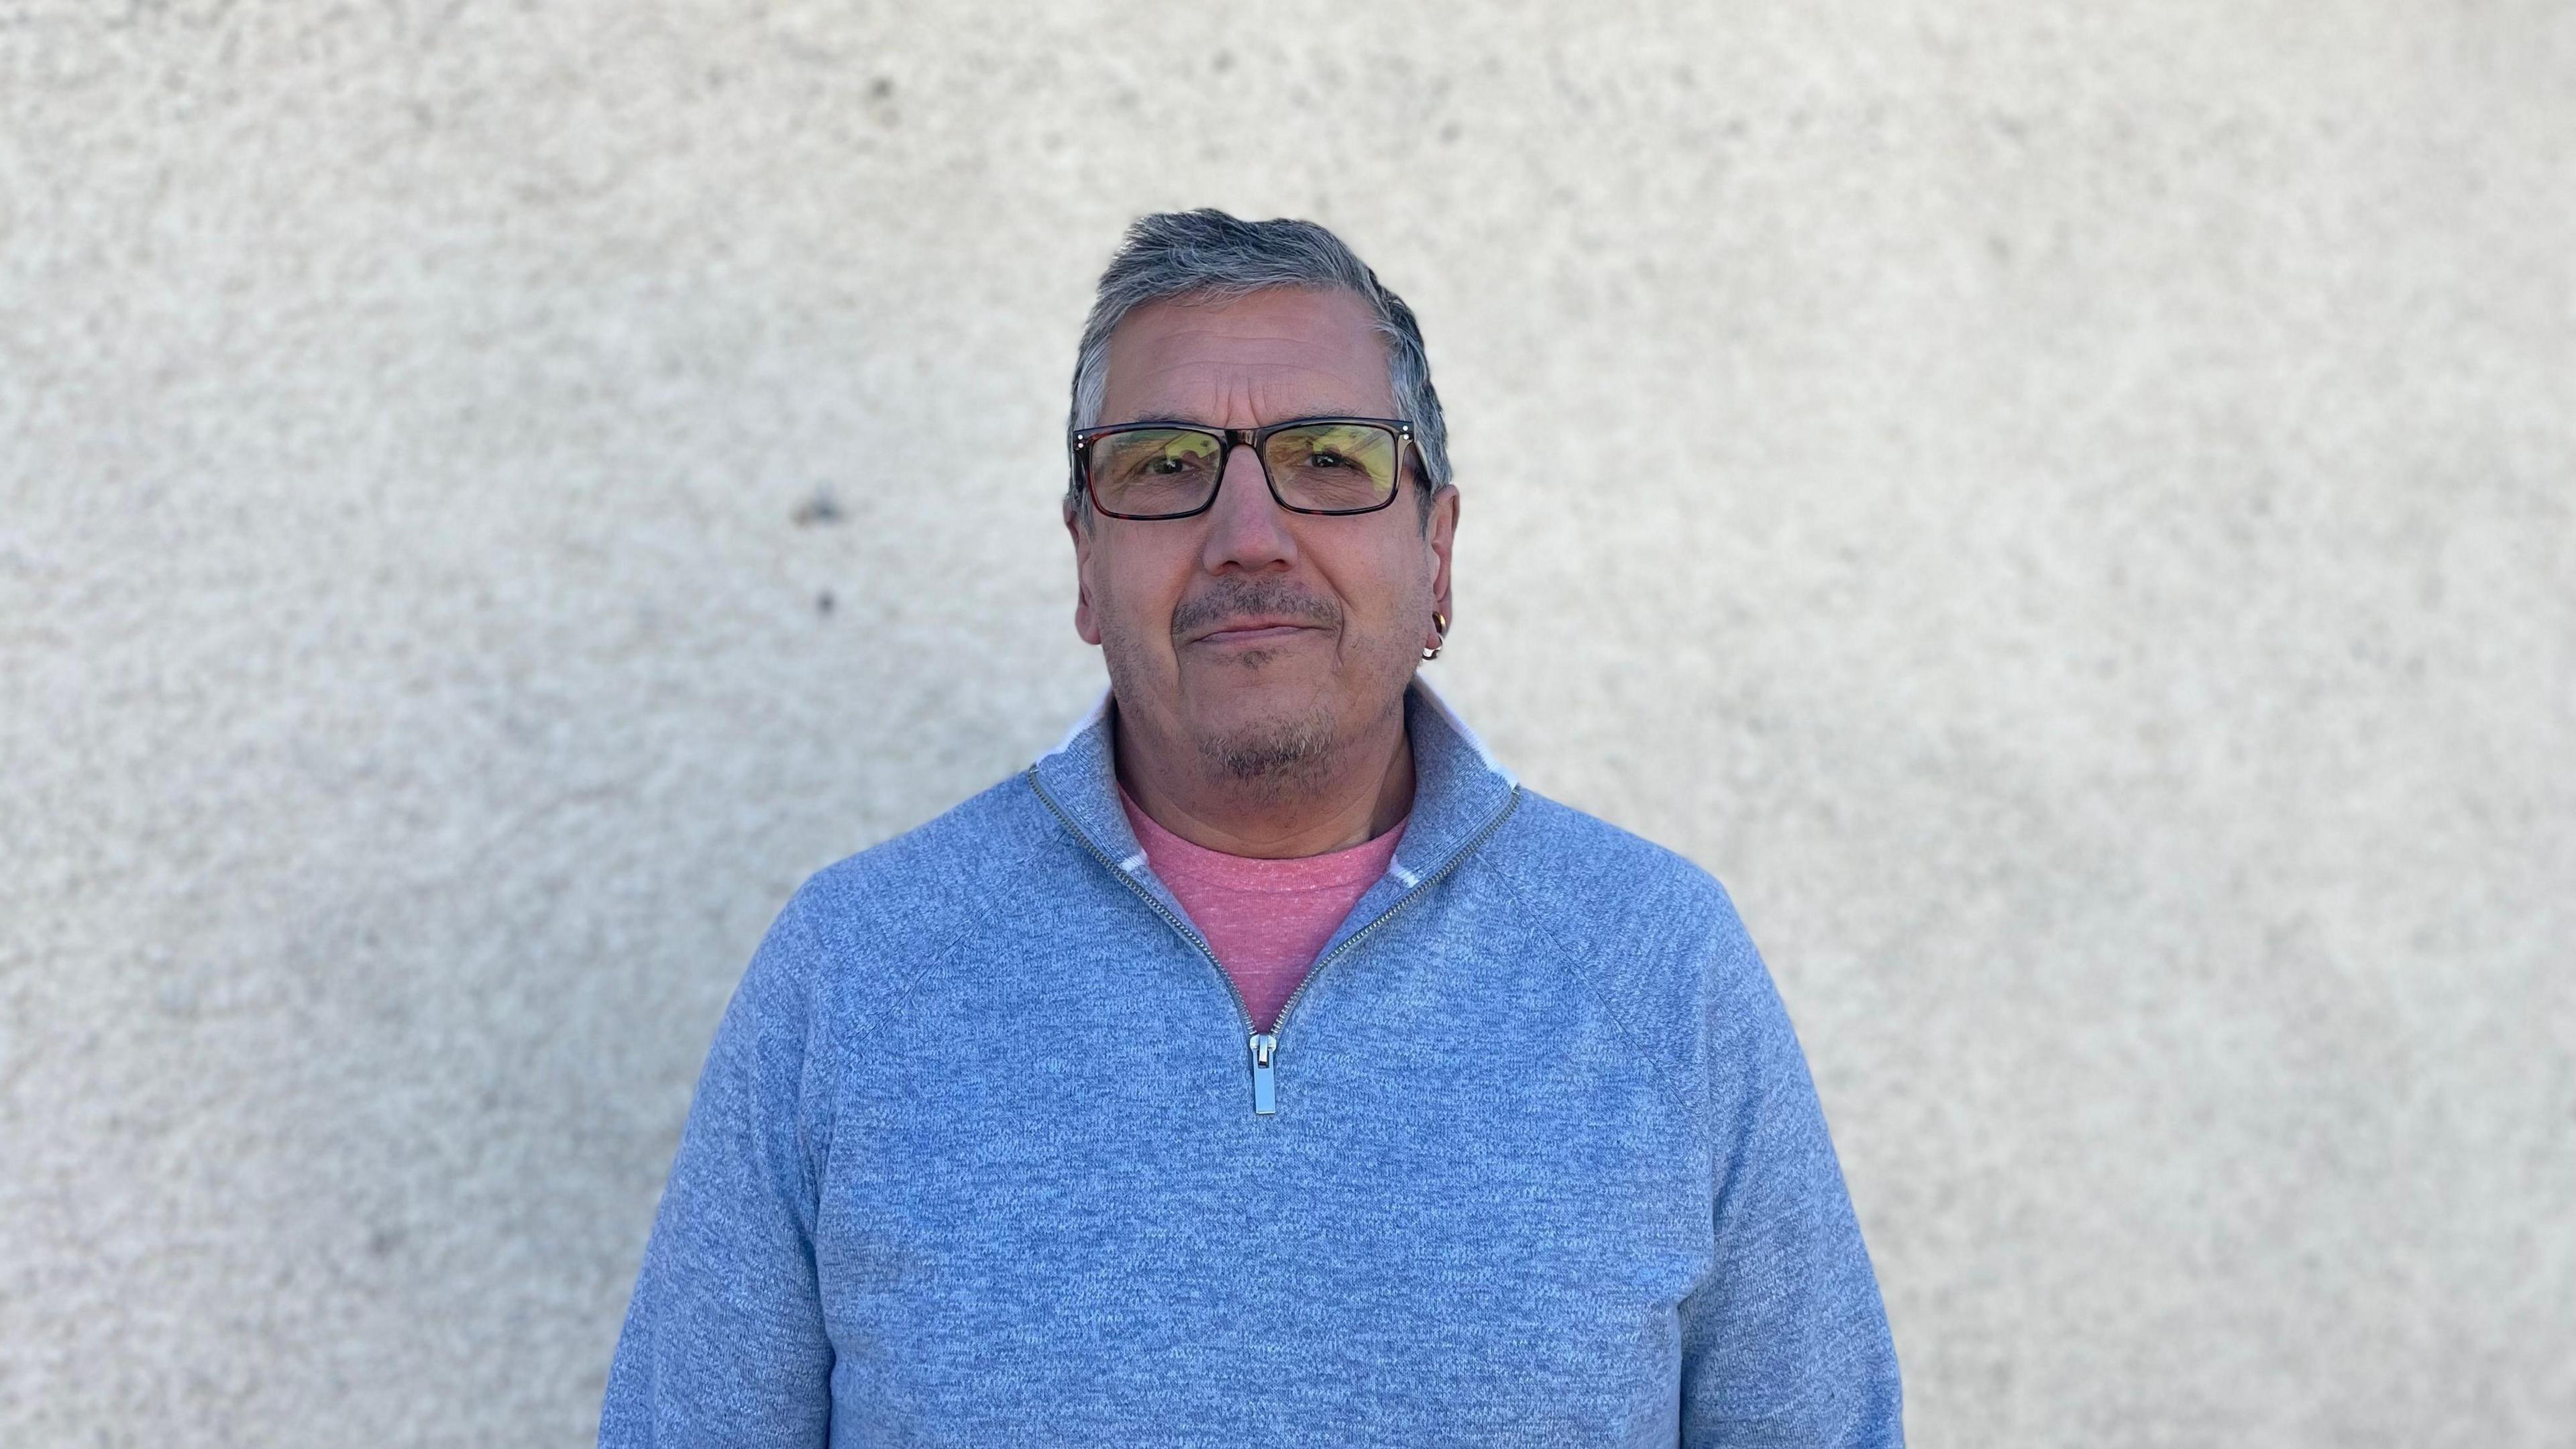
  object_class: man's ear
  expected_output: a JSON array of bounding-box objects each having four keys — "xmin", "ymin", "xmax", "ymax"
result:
[
  {"xmin": 1424, "ymin": 482, "xmax": 1460, "ymax": 629},
  {"xmin": 1064, "ymin": 495, "xmax": 1104, "ymax": 646}
]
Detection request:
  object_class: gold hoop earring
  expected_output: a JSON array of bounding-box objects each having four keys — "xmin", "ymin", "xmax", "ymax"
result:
[{"xmin": 1421, "ymin": 610, "xmax": 1449, "ymax": 661}]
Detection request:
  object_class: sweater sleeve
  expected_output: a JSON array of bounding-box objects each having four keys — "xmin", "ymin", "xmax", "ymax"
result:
[
  {"xmin": 598, "ymin": 888, "xmax": 838, "ymax": 1448},
  {"xmin": 1677, "ymin": 900, "xmax": 1904, "ymax": 1447}
]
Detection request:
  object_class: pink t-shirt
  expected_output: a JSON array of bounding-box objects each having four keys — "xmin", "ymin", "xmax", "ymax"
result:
[{"xmin": 1118, "ymin": 786, "xmax": 1409, "ymax": 1036}]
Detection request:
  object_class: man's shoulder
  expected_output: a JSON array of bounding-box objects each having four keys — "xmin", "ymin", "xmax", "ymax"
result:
[
  {"xmin": 784, "ymin": 769, "xmax": 1061, "ymax": 938},
  {"xmin": 1491, "ymin": 787, "xmax": 1743, "ymax": 926},
  {"xmin": 1480, "ymin": 790, "xmax": 1783, "ymax": 1081}
]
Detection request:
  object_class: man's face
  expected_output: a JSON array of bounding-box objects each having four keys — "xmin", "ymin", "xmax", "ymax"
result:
[{"xmin": 1065, "ymin": 286, "xmax": 1459, "ymax": 793}]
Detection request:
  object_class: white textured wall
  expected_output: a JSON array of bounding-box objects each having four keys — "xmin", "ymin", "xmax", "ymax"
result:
[{"xmin": 4, "ymin": 2, "xmax": 2569, "ymax": 1444}]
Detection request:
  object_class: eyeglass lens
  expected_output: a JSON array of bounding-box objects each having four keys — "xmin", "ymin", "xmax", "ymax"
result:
[{"xmin": 1086, "ymin": 423, "xmax": 1399, "ymax": 517}]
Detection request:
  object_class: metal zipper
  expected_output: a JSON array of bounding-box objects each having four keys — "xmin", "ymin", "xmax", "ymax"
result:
[
  {"xmin": 1028, "ymin": 766, "xmax": 1522, "ymax": 1117},
  {"xmin": 1246, "ymin": 785, "xmax": 1522, "ymax": 1106}
]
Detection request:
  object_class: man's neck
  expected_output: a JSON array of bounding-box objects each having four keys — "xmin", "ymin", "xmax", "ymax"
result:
[{"xmin": 1112, "ymin": 702, "xmax": 1414, "ymax": 860}]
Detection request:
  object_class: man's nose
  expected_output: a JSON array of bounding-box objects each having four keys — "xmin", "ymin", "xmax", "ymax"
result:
[{"xmin": 1199, "ymin": 441, "xmax": 1297, "ymax": 572}]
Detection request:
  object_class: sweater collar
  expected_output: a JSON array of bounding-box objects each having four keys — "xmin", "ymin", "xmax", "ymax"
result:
[{"xmin": 1029, "ymin": 674, "xmax": 1519, "ymax": 897}]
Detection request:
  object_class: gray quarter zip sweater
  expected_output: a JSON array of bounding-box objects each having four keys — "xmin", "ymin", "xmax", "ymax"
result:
[{"xmin": 600, "ymin": 678, "xmax": 1904, "ymax": 1446}]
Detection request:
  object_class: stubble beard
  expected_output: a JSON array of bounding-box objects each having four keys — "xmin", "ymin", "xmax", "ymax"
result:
[
  {"xmin": 1099, "ymin": 574, "xmax": 1419, "ymax": 802},
  {"xmin": 1099, "ymin": 628, "xmax": 1345, "ymax": 801},
  {"xmin": 1197, "ymin": 688, "xmax": 1338, "ymax": 798}
]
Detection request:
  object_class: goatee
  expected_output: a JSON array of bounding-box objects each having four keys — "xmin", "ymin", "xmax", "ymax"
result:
[{"xmin": 1197, "ymin": 703, "xmax": 1338, "ymax": 796}]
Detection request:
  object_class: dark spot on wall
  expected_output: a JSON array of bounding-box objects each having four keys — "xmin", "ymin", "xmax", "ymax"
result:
[
  {"xmin": 816, "ymin": 590, "xmax": 835, "ymax": 616},
  {"xmin": 792, "ymin": 484, "xmax": 843, "ymax": 527}
]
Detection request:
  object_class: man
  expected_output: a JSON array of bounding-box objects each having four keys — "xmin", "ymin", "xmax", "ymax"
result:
[{"xmin": 600, "ymin": 209, "xmax": 1903, "ymax": 1446}]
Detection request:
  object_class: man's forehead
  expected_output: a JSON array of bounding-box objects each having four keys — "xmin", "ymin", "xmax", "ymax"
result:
[{"xmin": 1099, "ymin": 287, "xmax": 1395, "ymax": 422}]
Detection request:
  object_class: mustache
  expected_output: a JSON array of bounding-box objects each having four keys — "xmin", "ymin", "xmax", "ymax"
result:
[{"xmin": 1170, "ymin": 579, "xmax": 1342, "ymax": 639}]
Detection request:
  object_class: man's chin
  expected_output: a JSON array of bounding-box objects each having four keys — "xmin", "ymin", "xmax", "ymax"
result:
[{"xmin": 1181, "ymin": 694, "xmax": 1340, "ymax": 792}]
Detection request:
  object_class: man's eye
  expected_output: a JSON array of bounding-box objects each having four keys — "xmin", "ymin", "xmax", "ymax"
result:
[
  {"xmin": 1306, "ymin": 451, "xmax": 1348, "ymax": 469},
  {"xmin": 1145, "ymin": 456, "xmax": 1195, "ymax": 475}
]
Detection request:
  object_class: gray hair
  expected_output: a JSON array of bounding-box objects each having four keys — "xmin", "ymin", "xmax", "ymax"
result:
[{"xmin": 1064, "ymin": 209, "xmax": 1451, "ymax": 517}]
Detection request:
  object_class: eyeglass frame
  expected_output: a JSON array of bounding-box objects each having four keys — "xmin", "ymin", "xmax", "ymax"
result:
[{"xmin": 1067, "ymin": 415, "xmax": 1420, "ymax": 521}]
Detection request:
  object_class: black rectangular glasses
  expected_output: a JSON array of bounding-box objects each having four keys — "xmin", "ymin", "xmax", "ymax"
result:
[{"xmin": 1069, "ymin": 416, "xmax": 1414, "ymax": 520}]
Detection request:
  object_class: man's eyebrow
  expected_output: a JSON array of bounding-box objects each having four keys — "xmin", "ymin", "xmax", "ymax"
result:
[{"xmin": 1093, "ymin": 411, "xmax": 1380, "ymax": 430}]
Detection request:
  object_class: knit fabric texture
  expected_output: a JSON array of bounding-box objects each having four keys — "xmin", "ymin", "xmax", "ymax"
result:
[{"xmin": 599, "ymin": 677, "xmax": 1904, "ymax": 1446}]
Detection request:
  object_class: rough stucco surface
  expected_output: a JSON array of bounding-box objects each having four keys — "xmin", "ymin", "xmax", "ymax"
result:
[{"xmin": 3, "ymin": 1, "xmax": 2570, "ymax": 1444}]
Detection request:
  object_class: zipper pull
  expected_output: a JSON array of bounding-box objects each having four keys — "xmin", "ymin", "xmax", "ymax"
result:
[{"xmin": 1249, "ymin": 1032, "xmax": 1277, "ymax": 1116}]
